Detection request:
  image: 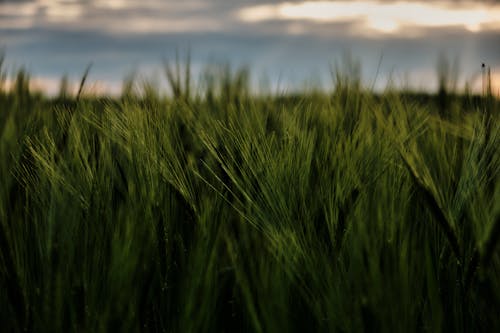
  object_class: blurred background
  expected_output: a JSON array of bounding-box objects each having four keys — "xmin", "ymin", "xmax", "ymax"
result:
[{"xmin": 1, "ymin": 0, "xmax": 499, "ymax": 95}]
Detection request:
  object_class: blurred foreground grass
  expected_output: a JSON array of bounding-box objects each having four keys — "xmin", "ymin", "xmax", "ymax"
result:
[{"xmin": 0, "ymin": 58, "xmax": 499, "ymax": 332}]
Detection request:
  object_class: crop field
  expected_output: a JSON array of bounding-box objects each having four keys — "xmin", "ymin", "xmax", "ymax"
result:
[{"xmin": 0, "ymin": 58, "xmax": 499, "ymax": 332}]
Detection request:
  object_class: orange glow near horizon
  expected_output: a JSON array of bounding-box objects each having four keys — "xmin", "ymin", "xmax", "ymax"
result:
[
  {"xmin": 2, "ymin": 69, "xmax": 498, "ymax": 97},
  {"xmin": 239, "ymin": 1, "xmax": 500, "ymax": 34},
  {"xmin": 1, "ymin": 77, "xmax": 123, "ymax": 97}
]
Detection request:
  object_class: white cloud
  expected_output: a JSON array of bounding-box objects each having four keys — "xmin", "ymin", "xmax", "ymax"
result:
[
  {"xmin": 2, "ymin": 1, "xmax": 499, "ymax": 36},
  {"xmin": 44, "ymin": 4, "xmax": 84, "ymax": 21},
  {"xmin": 0, "ymin": 2, "xmax": 39, "ymax": 16},
  {"xmin": 1, "ymin": 0, "xmax": 216, "ymax": 31},
  {"xmin": 238, "ymin": 1, "xmax": 500, "ymax": 35}
]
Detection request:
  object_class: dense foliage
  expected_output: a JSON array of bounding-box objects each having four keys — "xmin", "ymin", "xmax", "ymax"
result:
[{"xmin": 0, "ymin": 62, "xmax": 499, "ymax": 332}]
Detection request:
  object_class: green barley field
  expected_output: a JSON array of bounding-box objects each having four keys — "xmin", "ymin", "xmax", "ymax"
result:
[{"xmin": 0, "ymin": 56, "xmax": 499, "ymax": 332}]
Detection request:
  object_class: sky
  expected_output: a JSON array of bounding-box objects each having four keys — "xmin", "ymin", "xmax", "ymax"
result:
[{"xmin": 1, "ymin": 0, "xmax": 500, "ymax": 95}]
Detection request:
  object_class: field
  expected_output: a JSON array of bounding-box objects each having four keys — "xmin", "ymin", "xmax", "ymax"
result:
[{"xmin": 0, "ymin": 59, "xmax": 499, "ymax": 332}]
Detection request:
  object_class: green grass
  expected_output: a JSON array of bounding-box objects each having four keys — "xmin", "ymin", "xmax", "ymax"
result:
[{"xmin": 0, "ymin": 60, "xmax": 499, "ymax": 332}]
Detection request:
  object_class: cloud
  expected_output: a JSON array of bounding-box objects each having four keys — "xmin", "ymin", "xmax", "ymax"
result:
[
  {"xmin": 1, "ymin": 0, "xmax": 499, "ymax": 95},
  {"xmin": 2, "ymin": 0, "xmax": 500, "ymax": 36},
  {"xmin": 238, "ymin": 1, "xmax": 500, "ymax": 35},
  {"xmin": 0, "ymin": 0, "xmax": 223, "ymax": 32}
]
